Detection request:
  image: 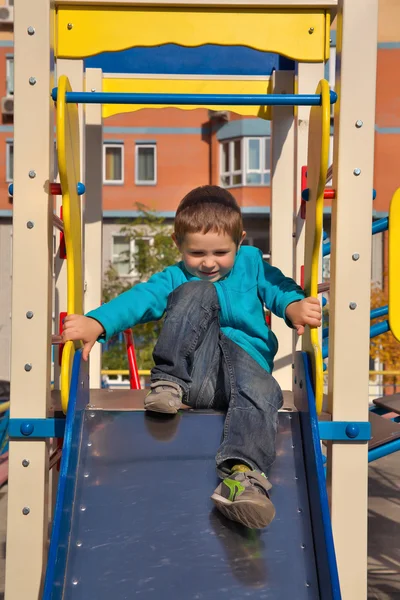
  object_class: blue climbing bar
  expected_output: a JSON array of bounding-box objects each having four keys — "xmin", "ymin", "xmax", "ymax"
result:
[{"xmin": 51, "ymin": 89, "xmax": 338, "ymax": 107}]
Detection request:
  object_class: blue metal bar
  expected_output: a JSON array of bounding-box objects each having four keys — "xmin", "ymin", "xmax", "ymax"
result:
[
  {"xmin": 370, "ymin": 305, "xmax": 388, "ymax": 320},
  {"xmin": 324, "ymin": 319, "xmax": 390, "ymax": 358},
  {"xmin": 370, "ymin": 319, "xmax": 390, "ymax": 338},
  {"xmin": 323, "ymin": 217, "xmax": 389, "ymax": 257},
  {"xmin": 372, "ymin": 217, "xmax": 388, "ymax": 235},
  {"xmin": 368, "ymin": 437, "xmax": 400, "ymax": 462},
  {"xmin": 9, "ymin": 418, "xmax": 65, "ymax": 438},
  {"xmin": 318, "ymin": 421, "xmax": 371, "ymax": 441},
  {"xmin": 324, "ymin": 305, "xmax": 387, "ymax": 340},
  {"xmin": 51, "ymin": 88, "xmax": 338, "ymax": 107}
]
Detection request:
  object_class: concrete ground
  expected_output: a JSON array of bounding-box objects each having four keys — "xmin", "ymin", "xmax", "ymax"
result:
[{"xmin": 0, "ymin": 456, "xmax": 397, "ymax": 598}]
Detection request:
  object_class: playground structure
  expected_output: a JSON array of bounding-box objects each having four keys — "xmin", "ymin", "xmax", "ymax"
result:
[{"xmin": 6, "ymin": 0, "xmax": 400, "ymax": 598}]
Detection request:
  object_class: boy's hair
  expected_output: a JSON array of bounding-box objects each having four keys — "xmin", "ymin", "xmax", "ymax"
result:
[{"xmin": 174, "ymin": 185, "xmax": 243, "ymax": 246}]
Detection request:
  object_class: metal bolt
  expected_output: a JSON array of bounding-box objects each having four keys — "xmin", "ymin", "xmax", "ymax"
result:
[
  {"xmin": 27, "ymin": 221, "xmax": 34, "ymax": 229},
  {"xmin": 76, "ymin": 541, "xmax": 82, "ymax": 547},
  {"xmin": 308, "ymin": 27, "xmax": 314, "ymax": 34},
  {"xmin": 87, "ymin": 442, "xmax": 92, "ymax": 447},
  {"xmin": 294, "ymin": 476, "xmax": 299, "ymax": 480},
  {"xmin": 91, "ymin": 88, "xmax": 96, "ymax": 92},
  {"xmin": 81, "ymin": 381, "xmax": 84, "ymax": 388},
  {"xmin": 27, "ymin": 26, "xmax": 35, "ymax": 36},
  {"xmin": 24, "ymin": 363, "xmax": 32, "ymax": 372},
  {"xmin": 87, "ymin": 404, "xmax": 94, "ymax": 409},
  {"xmin": 306, "ymin": 582, "xmax": 311, "ymax": 588},
  {"xmin": 80, "ymin": 505, "xmax": 86, "ymax": 512},
  {"xmin": 28, "ymin": 170, "xmax": 36, "ymax": 179},
  {"xmin": 90, "ymin": 413, "xmax": 95, "ymax": 418},
  {"xmin": 352, "ymin": 253, "xmax": 360, "ymax": 261},
  {"xmin": 349, "ymin": 302, "xmax": 357, "ymax": 310},
  {"xmin": 355, "ymin": 120, "xmax": 363, "ymax": 128},
  {"xmin": 72, "ymin": 579, "xmax": 79, "ymax": 586},
  {"xmin": 301, "ymin": 544, "xmax": 306, "ymax": 549},
  {"xmin": 22, "ymin": 507, "xmax": 30, "ymax": 515},
  {"xmin": 353, "ymin": 168, "xmax": 361, "ymax": 176},
  {"xmin": 67, "ymin": 23, "xmax": 73, "ymax": 30},
  {"xmin": 84, "ymin": 472, "xmax": 89, "ymax": 478},
  {"xmin": 292, "ymin": 444, "xmax": 295, "ymax": 449},
  {"xmin": 26, "ymin": 311, "xmax": 34, "ymax": 319},
  {"xmin": 22, "ymin": 459, "xmax": 30, "ymax": 467},
  {"xmin": 298, "ymin": 508, "xmax": 303, "ymax": 514},
  {"xmin": 29, "ymin": 77, "xmax": 37, "ymax": 86}
]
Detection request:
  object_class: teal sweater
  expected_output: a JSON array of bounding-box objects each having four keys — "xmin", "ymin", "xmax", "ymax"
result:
[{"xmin": 87, "ymin": 246, "xmax": 305, "ymax": 373}]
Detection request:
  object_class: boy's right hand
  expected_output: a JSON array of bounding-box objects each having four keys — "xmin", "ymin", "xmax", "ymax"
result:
[{"xmin": 62, "ymin": 315, "xmax": 104, "ymax": 361}]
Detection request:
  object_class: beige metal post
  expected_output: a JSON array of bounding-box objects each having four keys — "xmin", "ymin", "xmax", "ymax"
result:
[
  {"xmin": 270, "ymin": 70, "xmax": 295, "ymax": 390},
  {"xmin": 327, "ymin": 0, "xmax": 378, "ymax": 598},
  {"xmin": 5, "ymin": 1, "xmax": 55, "ymax": 598},
  {"xmin": 84, "ymin": 68, "xmax": 103, "ymax": 388}
]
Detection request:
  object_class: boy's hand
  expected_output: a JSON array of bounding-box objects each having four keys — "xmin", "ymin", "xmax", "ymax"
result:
[
  {"xmin": 62, "ymin": 315, "xmax": 105, "ymax": 361},
  {"xmin": 285, "ymin": 297, "xmax": 322, "ymax": 336}
]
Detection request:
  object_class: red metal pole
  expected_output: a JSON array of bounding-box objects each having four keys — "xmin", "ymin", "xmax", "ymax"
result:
[{"xmin": 123, "ymin": 329, "xmax": 141, "ymax": 390}]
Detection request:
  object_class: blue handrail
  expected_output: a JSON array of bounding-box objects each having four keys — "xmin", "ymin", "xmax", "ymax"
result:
[
  {"xmin": 323, "ymin": 318, "xmax": 390, "ymax": 359},
  {"xmin": 51, "ymin": 89, "xmax": 338, "ymax": 107},
  {"xmin": 323, "ymin": 217, "xmax": 389, "ymax": 257}
]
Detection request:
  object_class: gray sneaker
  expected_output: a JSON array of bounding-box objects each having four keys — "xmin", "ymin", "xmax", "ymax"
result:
[
  {"xmin": 211, "ymin": 470, "xmax": 275, "ymax": 529},
  {"xmin": 144, "ymin": 381, "xmax": 183, "ymax": 414}
]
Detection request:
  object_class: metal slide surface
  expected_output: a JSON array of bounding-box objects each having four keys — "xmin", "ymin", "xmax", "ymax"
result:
[{"xmin": 47, "ymin": 408, "xmax": 322, "ymax": 600}]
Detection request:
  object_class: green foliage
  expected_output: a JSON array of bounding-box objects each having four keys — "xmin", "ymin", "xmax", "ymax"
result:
[{"xmin": 101, "ymin": 205, "xmax": 180, "ymax": 371}]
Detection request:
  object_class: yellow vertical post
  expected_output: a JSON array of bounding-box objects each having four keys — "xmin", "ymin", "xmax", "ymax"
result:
[
  {"xmin": 328, "ymin": 0, "xmax": 378, "ymax": 597},
  {"xmin": 5, "ymin": 0, "xmax": 54, "ymax": 598}
]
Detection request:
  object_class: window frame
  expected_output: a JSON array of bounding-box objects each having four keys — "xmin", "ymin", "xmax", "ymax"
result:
[
  {"xmin": 6, "ymin": 141, "xmax": 13, "ymax": 182},
  {"xmin": 103, "ymin": 142, "xmax": 124, "ymax": 185},
  {"xmin": 220, "ymin": 136, "xmax": 271, "ymax": 189},
  {"xmin": 135, "ymin": 143, "xmax": 157, "ymax": 186},
  {"xmin": 111, "ymin": 233, "xmax": 154, "ymax": 278},
  {"xmin": 220, "ymin": 139, "xmax": 243, "ymax": 188},
  {"xmin": 6, "ymin": 56, "xmax": 13, "ymax": 97}
]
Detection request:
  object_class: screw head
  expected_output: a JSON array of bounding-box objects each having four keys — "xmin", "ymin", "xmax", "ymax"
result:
[
  {"xmin": 27, "ymin": 221, "xmax": 34, "ymax": 229},
  {"xmin": 26, "ymin": 311, "xmax": 34, "ymax": 319},
  {"xmin": 80, "ymin": 505, "xmax": 86, "ymax": 512},
  {"xmin": 76, "ymin": 541, "xmax": 82, "ymax": 547},
  {"xmin": 352, "ymin": 253, "xmax": 360, "ymax": 261},
  {"xmin": 349, "ymin": 302, "xmax": 357, "ymax": 310},
  {"xmin": 28, "ymin": 170, "xmax": 36, "ymax": 179},
  {"xmin": 72, "ymin": 579, "xmax": 79, "ymax": 586},
  {"xmin": 67, "ymin": 22, "xmax": 73, "ymax": 30},
  {"xmin": 91, "ymin": 88, "xmax": 96, "ymax": 92},
  {"xmin": 353, "ymin": 168, "xmax": 361, "ymax": 176},
  {"xmin": 22, "ymin": 459, "xmax": 30, "ymax": 467},
  {"xmin": 24, "ymin": 363, "xmax": 32, "ymax": 372},
  {"xmin": 27, "ymin": 26, "xmax": 35, "ymax": 35},
  {"xmin": 308, "ymin": 27, "xmax": 314, "ymax": 34},
  {"xmin": 355, "ymin": 120, "xmax": 363, "ymax": 128},
  {"xmin": 29, "ymin": 77, "xmax": 37, "ymax": 86},
  {"xmin": 90, "ymin": 413, "xmax": 95, "ymax": 418},
  {"xmin": 22, "ymin": 507, "xmax": 30, "ymax": 516}
]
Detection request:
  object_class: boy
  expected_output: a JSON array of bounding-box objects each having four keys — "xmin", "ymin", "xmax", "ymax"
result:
[{"xmin": 63, "ymin": 185, "xmax": 321, "ymax": 530}]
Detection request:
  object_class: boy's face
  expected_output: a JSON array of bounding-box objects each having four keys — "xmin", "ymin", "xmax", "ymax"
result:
[{"xmin": 174, "ymin": 230, "xmax": 245, "ymax": 283}]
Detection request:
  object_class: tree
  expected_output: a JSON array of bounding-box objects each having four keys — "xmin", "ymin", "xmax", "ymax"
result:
[
  {"xmin": 101, "ymin": 205, "xmax": 181, "ymax": 372},
  {"xmin": 370, "ymin": 282, "xmax": 400, "ymax": 387}
]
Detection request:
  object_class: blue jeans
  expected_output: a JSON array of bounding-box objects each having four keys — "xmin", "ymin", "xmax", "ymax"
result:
[{"xmin": 151, "ymin": 281, "xmax": 283, "ymax": 477}]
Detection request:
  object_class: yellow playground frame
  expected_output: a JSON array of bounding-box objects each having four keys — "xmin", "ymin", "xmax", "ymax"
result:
[{"xmin": 5, "ymin": 1, "xmax": 388, "ymax": 599}]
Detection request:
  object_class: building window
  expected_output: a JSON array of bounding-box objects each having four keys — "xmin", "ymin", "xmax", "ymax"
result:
[
  {"xmin": 135, "ymin": 144, "xmax": 156, "ymax": 185},
  {"xmin": 6, "ymin": 57, "xmax": 14, "ymax": 97},
  {"xmin": 246, "ymin": 137, "xmax": 270, "ymax": 185},
  {"xmin": 103, "ymin": 143, "xmax": 124, "ymax": 184},
  {"xmin": 221, "ymin": 139, "xmax": 242, "ymax": 187},
  {"xmin": 6, "ymin": 142, "xmax": 13, "ymax": 182},
  {"xmin": 220, "ymin": 137, "xmax": 271, "ymax": 188},
  {"xmin": 112, "ymin": 234, "xmax": 153, "ymax": 277}
]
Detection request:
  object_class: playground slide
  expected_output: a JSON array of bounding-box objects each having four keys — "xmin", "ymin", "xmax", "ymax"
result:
[{"xmin": 43, "ymin": 351, "xmax": 340, "ymax": 600}]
